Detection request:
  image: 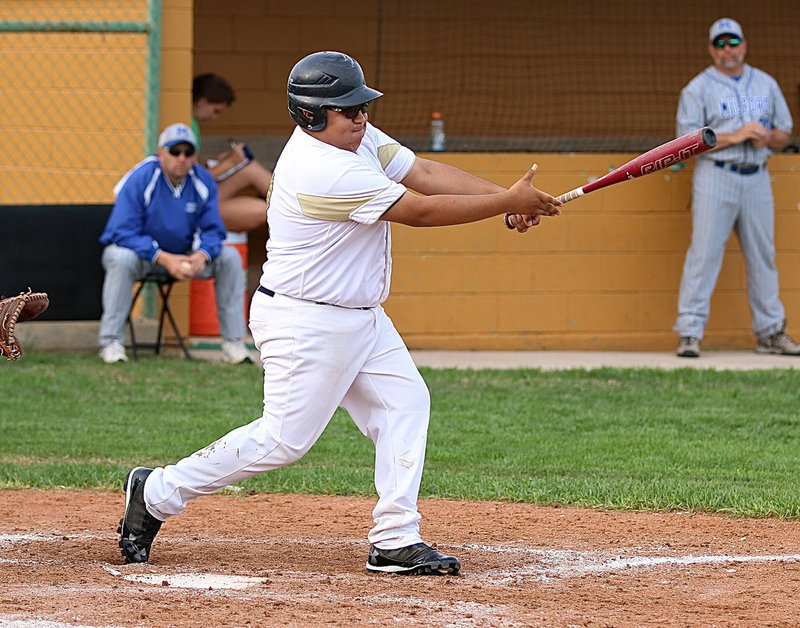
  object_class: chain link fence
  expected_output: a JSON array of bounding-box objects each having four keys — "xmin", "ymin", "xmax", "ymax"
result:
[{"xmin": 0, "ymin": 0, "xmax": 160, "ymax": 205}]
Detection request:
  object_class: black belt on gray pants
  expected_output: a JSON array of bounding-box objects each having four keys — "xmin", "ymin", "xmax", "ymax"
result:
[
  {"xmin": 257, "ymin": 285, "xmax": 372, "ymax": 310},
  {"xmin": 714, "ymin": 161, "xmax": 762, "ymax": 175}
]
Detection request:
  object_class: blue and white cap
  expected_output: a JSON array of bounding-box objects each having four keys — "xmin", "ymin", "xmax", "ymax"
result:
[
  {"xmin": 158, "ymin": 123, "xmax": 197, "ymax": 148},
  {"xmin": 709, "ymin": 18, "xmax": 743, "ymax": 42}
]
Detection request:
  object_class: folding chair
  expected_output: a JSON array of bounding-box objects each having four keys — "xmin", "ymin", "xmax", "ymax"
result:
[{"xmin": 127, "ymin": 273, "xmax": 192, "ymax": 360}]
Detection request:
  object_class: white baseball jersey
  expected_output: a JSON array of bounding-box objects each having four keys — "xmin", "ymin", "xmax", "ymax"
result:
[
  {"xmin": 261, "ymin": 124, "xmax": 416, "ymax": 308},
  {"xmin": 677, "ymin": 63, "xmax": 792, "ymax": 164}
]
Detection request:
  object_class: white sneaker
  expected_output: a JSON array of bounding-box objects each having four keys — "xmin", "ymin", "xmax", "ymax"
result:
[
  {"xmin": 221, "ymin": 339, "xmax": 253, "ymax": 364},
  {"xmin": 676, "ymin": 336, "xmax": 700, "ymax": 358},
  {"xmin": 99, "ymin": 340, "xmax": 128, "ymax": 363},
  {"xmin": 755, "ymin": 330, "xmax": 800, "ymax": 355}
]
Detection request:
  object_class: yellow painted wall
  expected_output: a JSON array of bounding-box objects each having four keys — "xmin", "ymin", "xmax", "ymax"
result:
[
  {"xmin": 0, "ymin": 2, "xmax": 148, "ymax": 203},
  {"xmin": 0, "ymin": 0, "xmax": 193, "ymax": 205},
  {"xmin": 0, "ymin": 0, "xmax": 196, "ymax": 330},
  {"xmin": 383, "ymin": 153, "xmax": 800, "ymax": 351},
  {"xmin": 188, "ymin": 0, "xmax": 800, "ymax": 351},
  {"xmin": 5, "ymin": 2, "xmax": 799, "ymax": 351},
  {"xmin": 159, "ymin": 0, "xmax": 195, "ymax": 329}
]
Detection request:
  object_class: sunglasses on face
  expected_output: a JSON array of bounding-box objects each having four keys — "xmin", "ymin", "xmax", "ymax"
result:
[
  {"xmin": 167, "ymin": 145, "xmax": 195, "ymax": 157},
  {"xmin": 712, "ymin": 37, "xmax": 742, "ymax": 48},
  {"xmin": 326, "ymin": 101, "xmax": 372, "ymax": 119}
]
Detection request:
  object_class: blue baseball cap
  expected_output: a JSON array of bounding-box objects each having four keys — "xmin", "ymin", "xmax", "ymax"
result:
[{"xmin": 158, "ymin": 123, "xmax": 197, "ymax": 148}]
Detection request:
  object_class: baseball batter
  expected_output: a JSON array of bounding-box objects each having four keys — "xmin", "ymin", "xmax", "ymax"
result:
[
  {"xmin": 118, "ymin": 51, "xmax": 561, "ymax": 575},
  {"xmin": 674, "ymin": 17, "xmax": 799, "ymax": 358}
]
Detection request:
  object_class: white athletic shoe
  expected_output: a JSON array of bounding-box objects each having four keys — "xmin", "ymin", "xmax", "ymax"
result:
[
  {"xmin": 221, "ymin": 339, "xmax": 253, "ymax": 364},
  {"xmin": 99, "ymin": 340, "xmax": 128, "ymax": 363},
  {"xmin": 676, "ymin": 336, "xmax": 700, "ymax": 358},
  {"xmin": 755, "ymin": 330, "xmax": 800, "ymax": 355}
]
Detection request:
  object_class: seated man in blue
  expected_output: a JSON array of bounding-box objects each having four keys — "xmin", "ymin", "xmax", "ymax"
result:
[{"xmin": 98, "ymin": 123, "xmax": 251, "ymax": 364}]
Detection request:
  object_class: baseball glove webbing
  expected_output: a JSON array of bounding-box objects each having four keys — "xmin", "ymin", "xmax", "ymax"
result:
[{"xmin": 0, "ymin": 289, "xmax": 50, "ymax": 361}]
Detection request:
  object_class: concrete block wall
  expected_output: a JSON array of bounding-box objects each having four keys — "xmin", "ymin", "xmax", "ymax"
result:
[
  {"xmin": 158, "ymin": 0, "xmax": 196, "ymax": 327},
  {"xmin": 192, "ymin": 1, "xmax": 378, "ymax": 140},
  {"xmin": 188, "ymin": 0, "xmax": 800, "ymax": 351},
  {"xmin": 383, "ymin": 153, "xmax": 800, "ymax": 351},
  {"xmin": 0, "ymin": 0, "xmax": 195, "ymax": 205},
  {"xmin": 7, "ymin": 2, "xmax": 800, "ymax": 353}
]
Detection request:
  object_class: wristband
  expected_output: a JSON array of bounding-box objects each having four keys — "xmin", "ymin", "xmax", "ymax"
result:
[{"xmin": 503, "ymin": 214, "xmax": 515, "ymax": 230}]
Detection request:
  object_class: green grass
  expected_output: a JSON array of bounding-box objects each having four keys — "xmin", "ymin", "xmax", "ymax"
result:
[{"xmin": 3, "ymin": 352, "xmax": 800, "ymax": 518}]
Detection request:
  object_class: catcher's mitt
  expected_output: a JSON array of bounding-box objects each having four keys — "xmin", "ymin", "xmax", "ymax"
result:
[{"xmin": 0, "ymin": 289, "xmax": 50, "ymax": 361}]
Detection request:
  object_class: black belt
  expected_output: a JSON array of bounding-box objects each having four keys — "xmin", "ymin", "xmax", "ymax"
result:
[
  {"xmin": 714, "ymin": 161, "xmax": 762, "ymax": 175},
  {"xmin": 257, "ymin": 285, "xmax": 372, "ymax": 310}
]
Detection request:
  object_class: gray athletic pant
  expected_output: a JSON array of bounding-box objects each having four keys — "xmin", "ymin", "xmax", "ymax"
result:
[
  {"xmin": 675, "ymin": 159, "xmax": 785, "ymax": 341},
  {"xmin": 98, "ymin": 243, "xmax": 246, "ymax": 346}
]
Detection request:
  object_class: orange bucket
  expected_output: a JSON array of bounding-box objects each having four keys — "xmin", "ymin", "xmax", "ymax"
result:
[{"xmin": 190, "ymin": 232, "xmax": 249, "ymax": 336}]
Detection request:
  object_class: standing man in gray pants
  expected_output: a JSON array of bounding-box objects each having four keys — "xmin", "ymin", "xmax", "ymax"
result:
[{"xmin": 674, "ymin": 17, "xmax": 799, "ymax": 358}]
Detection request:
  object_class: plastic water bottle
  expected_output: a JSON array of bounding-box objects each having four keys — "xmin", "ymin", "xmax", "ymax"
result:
[{"xmin": 429, "ymin": 112, "xmax": 445, "ymax": 151}]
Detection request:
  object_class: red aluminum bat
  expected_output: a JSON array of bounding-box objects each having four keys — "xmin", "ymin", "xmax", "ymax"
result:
[{"xmin": 555, "ymin": 127, "xmax": 717, "ymax": 204}]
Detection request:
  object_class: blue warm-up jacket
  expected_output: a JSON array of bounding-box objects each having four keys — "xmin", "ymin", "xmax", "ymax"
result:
[{"xmin": 99, "ymin": 156, "xmax": 226, "ymax": 263}]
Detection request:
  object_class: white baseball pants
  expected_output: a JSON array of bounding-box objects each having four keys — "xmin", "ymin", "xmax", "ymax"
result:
[{"xmin": 144, "ymin": 288, "xmax": 431, "ymax": 549}]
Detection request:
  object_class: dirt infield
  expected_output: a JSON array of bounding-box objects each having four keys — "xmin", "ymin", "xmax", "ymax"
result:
[{"xmin": 2, "ymin": 489, "xmax": 800, "ymax": 627}]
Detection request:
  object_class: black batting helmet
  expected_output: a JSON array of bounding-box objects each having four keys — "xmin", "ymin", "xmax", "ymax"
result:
[{"xmin": 287, "ymin": 51, "xmax": 383, "ymax": 131}]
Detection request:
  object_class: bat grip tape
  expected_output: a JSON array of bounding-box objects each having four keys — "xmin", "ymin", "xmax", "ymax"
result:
[{"xmin": 556, "ymin": 187, "xmax": 585, "ymax": 204}]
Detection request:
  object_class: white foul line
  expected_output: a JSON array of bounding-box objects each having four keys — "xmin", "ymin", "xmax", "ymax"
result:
[{"xmin": 459, "ymin": 545, "xmax": 800, "ymax": 582}]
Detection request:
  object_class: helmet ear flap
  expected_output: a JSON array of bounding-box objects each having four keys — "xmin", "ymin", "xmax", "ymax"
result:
[{"xmin": 288, "ymin": 101, "xmax": 328, "ymax": 131}]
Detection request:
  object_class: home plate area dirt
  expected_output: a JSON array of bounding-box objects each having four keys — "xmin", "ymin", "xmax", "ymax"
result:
[{"xmin": 2, "ymin": 490, "xmax": 800, "ymax": 627}]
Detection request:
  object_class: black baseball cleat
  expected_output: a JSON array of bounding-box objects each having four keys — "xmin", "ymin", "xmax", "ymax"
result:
[
  {"xmin": 118, "ymin": 467, "xmax": 162, "ymax": 564},
  {"xmin": 366, "ymin": 542, "xmax": 461, "ymax": 575}
]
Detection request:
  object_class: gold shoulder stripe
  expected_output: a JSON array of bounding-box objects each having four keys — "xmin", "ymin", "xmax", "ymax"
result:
[
  {"xmin": 298, "ymin": 192, "xmax": 379, "ymax": 221},
  {"xmin": 377, "ymin": 143, "xmax": 402, "ymax": 170},
  {"xmin": 265, "ymin": 178, "xmax": 274, "ymax": 210}
]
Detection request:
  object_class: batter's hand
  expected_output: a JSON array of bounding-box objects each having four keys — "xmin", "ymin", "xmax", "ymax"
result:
[
  {"xmin": 505, "ymin": 213, "xmax": 541, "ymax": 233},
  {"xmin": 507, "ymin": 164, "xmax": 561, "ymax": 218}
]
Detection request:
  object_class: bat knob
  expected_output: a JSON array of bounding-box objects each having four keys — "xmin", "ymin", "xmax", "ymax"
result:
[{"xmin": 701, "ymin": 127, "xmax": 717, "ymax": 149}]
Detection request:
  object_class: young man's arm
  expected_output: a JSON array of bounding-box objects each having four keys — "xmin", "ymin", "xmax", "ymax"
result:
[
  {"xmin": 400, "ymin": 156, "xmax": 505, "ymax": 196},
  {"xmin": 383, "ymin": 159, "xmax": 560, "ymax": 228}
]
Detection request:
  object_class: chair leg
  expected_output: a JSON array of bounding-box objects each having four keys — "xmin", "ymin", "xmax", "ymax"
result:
[
  {"xmin": 155, "ymin": 283, "xmax": 169, "ymax": 355},
  {"xmin": 127, "ymin": 281, "xmax": 147, "ymax": 361},
  {"xmin": 158, "ymin": 282, "xmax": 192, "ymax": 360},
  {"xmin": 126, "ymin": 277, "xmax": 192, "ymax": 360}
]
